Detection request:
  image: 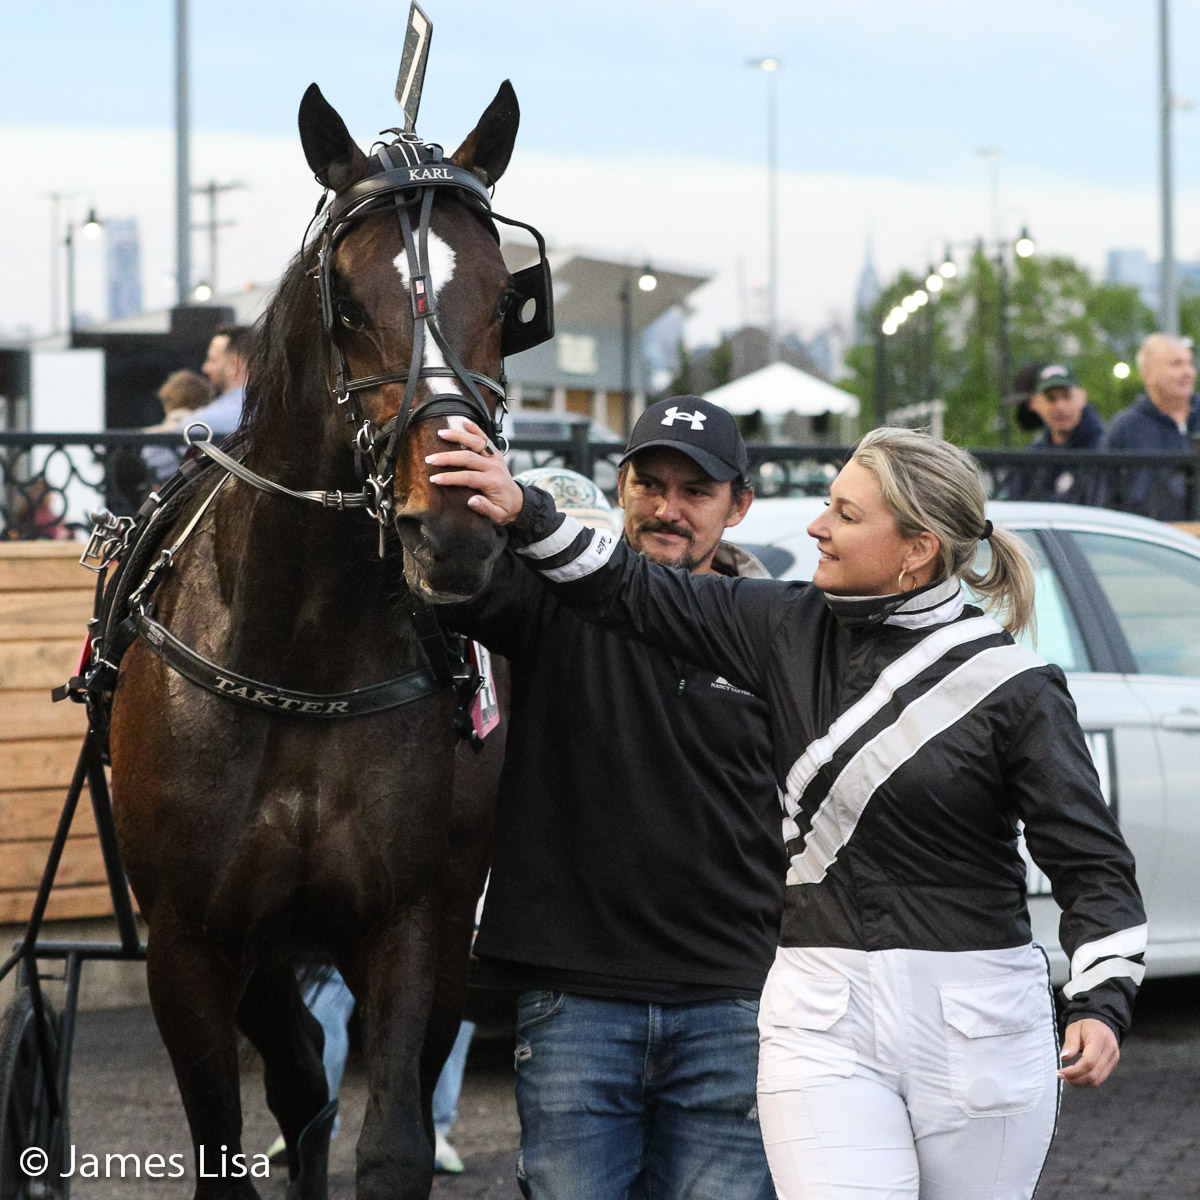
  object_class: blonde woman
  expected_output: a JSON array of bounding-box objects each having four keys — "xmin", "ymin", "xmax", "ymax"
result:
[{"xmin": 430, "ymin": 423, "xmax": 1146, "ymax": 1200}]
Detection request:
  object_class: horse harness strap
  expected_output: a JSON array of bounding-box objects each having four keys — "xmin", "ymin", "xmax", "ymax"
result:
[
  {"xmin": 132, "ymin": 612, "xmax": 443, "ymax": 718},
  {"xmin": 59, "ymin": 448, "xmax": 487, "ymax": 738}
]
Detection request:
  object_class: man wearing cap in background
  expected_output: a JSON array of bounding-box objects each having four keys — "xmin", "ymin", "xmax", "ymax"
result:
[
  {"xmin": 1007, "ymin": 362, "xmax": 1104, "ymax": 503},
  {"xmin": 444, "ymin": 396, "xmax": 781, "ymax": 1200}
]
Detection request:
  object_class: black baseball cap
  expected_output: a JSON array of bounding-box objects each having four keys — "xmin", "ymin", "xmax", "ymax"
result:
[
  {"xmin": 620, "ymin": 396, "xmax": 748, "ymax": 483},
  {"xmin": 1037, "ymin": 363, "xmax": 1079, "ymax": 392}
]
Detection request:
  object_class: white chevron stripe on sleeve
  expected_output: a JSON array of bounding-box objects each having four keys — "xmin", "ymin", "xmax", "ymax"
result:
[
  {"xmin": 540, "ymin": 528, "xmax": 619, "ymax": 582},
  {"xmin": 1062, "ymin": 957, "xmax": 1146, "ymax": 1000},
  {"xmin": 516, "ymin": 514, "xmax": 586, "ymax": 561},
  {"xmin": 787, "ymin": 643, "xmax": 1044, "ymax": 886},
  {"xmin": 1069, "ymin": 924, "xmax": 1148, "ymax": 981},
  {"xmin": 781, "ymin": 615, "xmax": 1004, "ymax": 818}
]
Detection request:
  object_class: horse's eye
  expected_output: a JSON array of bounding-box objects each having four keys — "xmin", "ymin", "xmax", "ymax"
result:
[
  {"xmin": 337, "ymin": 301, "xmax": 366, "ymax": 332},
  {"xmin": 496, "ymin": 291, "xmax": 513, "ymax": 320}
]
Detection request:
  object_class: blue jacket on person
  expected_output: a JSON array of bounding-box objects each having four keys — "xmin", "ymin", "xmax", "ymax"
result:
[
  {"xmin": 1098, "ymin": 392, "xmax": 1200, "ymax": 520},
  {"xmin": 1004, "ymin": 404, "xmax": 1104, "ymax": 503}
]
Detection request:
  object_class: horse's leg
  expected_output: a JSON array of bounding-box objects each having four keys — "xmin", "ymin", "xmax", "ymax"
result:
[
  {"xmin": 345, "ymin": 907, "xmax": 444, "ymax": 1200},
  {"xmin": 236, "ymin": 962, "xmax": 333, "ymax": 1197},
  {"xmin": 145, "ymin": 906, "xmax": 259, "ymax": 1200}
]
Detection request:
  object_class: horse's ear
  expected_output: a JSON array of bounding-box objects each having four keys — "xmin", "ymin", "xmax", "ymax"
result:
[
  {"xmin": 450, "ymin": 81, "xmax": 520, "ymax": 188},
  {"xmin": 298, "ymin": 83, "xmax": 370, "ymax": 193}
]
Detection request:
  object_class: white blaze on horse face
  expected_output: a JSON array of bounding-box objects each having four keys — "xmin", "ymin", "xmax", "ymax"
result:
[{"xmin": 393, "ymin": 232, "xmax": 457, "ymax": 381}]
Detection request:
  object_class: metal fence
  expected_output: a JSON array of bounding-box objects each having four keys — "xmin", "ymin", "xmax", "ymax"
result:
[{"xmin": 3, "ymin": 431, "xmax": 1200, "ymax": 541}]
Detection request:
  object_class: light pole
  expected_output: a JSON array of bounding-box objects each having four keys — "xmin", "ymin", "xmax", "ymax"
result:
[
  {"xmin": 1159, "ymin": 0, "xmax": 1178, "ymax": 334},
  {"xmin": 749, "ymin": 57, "xmax": 781, "ymax": 364},
  {"xmin": 47, "ymin": 191, "xmax": 82, "ymax": 334},
  {"xmin": 620, "ymin": 264, "xmax": 658, "ymax": 436},
  {"xmin": 192, "ymin": 179, "xmax": 247, "ymax": 296},
  {"xmin": 175, "ymin": 0, "xmax": 192, "ymax": 306},
  {"xmin": 64, "ymin": 208, "xmax": 103, "ymax": 339}
]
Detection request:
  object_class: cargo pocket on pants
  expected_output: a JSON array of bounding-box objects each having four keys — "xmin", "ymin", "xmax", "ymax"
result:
[
  {"xmin": 938, "ymin": 969, "xmax": 1053, "ymax": 1117},
  {"xmin": 757, "ymin": 966, "xmax": 856, "ymax": 1090}
]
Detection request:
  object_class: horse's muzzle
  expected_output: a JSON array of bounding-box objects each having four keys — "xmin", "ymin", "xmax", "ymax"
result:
[{"xmin": 394, "ymin": 513, "xmax": 504, "ymax": 604}]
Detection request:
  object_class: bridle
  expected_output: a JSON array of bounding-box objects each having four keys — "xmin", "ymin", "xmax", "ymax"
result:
[
  {"xmin": 190, "ymin": 129, "xmax": 554, "ymax": 545},
  {"xmin": 316, "ymin": 131, "xmax": 553, "ymax": 525}
]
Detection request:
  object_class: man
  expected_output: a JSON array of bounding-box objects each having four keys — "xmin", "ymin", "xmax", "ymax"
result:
[
  {"xmin": 444, "ymin": 397, "xmax": 782, "ymax": 1200},
  {"xmin": 1102, "ymin": 333, "xmax": 1200, "ymax": 519},
  {"xmin": 191, "ymin": 324, "xmax": 255, "ymax": 436},
  {"xmin": 1007, "ymin": 363, "xmax": 1104, "ymax": 503},
  {"xmin": 143, "ymin": 326, "xmax": 254, "ymax": 481}
]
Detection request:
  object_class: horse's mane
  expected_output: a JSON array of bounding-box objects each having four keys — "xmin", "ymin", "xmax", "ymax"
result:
[{"xmin": 242, "ymin": 244, "xmax": 324, "ymax": 435}]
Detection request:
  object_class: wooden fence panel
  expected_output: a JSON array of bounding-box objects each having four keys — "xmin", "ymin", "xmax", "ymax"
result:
[{"xmin": 0, "ymin": 543, "xmax": 114, "ymax": 922}]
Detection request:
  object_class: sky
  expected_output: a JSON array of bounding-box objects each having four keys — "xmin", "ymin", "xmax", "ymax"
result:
[{"xmin": 5, "ymin": 1, "xmax": 1200, "ymax": 346}]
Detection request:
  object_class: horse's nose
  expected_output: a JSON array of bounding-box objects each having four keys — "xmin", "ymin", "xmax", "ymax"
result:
[{"xmin": 395, "ymin": 512, "xmax": 498, "ymax": 564}]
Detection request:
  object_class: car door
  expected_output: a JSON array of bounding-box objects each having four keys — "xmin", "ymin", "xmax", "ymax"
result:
[
  {"xmin": 1064, "ymin": 528, "xmax": 1200, "ymax": 975},
  {"xmin": 996, "ymin": 526, "xmax": 1166, "ymax": 981}
]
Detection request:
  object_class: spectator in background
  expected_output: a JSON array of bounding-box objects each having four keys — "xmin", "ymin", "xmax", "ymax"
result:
[
  {"xmin": 1012, "ymin": 359, "xmax": 1050, "ymax": 437},
  {"xmin": 189, "ymin": 324, "xmax": 255, "ymax": 436},
  {"xmin": 1007, "ymin": 363, "xmax": 1104, "ymax": 503},
  {"xmin": 147, "ymin": 369, "xmax": 211, "ymax": 431},
  {"xmin": 143, "ymin": 369, "xmax": 213, "ymax": 482},
  {"xmin": 1101, "ymin": 333, "xmax": 1200, "ymax": 520}
]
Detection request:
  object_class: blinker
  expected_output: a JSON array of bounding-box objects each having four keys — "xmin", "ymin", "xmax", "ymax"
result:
[{"xmin": 502, "ymin": 261, "xmax": 555, "ymax": 357}]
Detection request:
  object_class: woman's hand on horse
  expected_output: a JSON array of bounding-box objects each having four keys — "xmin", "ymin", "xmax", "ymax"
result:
[
  {"xmin": 1058, "ymin": 1017, "xmax": 1120, "ymax": 1087},
  {"xmin": 427, "ymin": 419, "xmax": 525, "ymax": 525}
]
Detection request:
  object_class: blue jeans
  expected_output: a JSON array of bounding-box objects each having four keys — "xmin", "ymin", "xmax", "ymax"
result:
[
  {"xmin": 514, "ymin": 991, "xmax": 775, "ymax": 1200},
  {"xmin": 433, "ymin": 1019, "xmax": 476, "ymax": 1135},
  {"xmin": 304, "ymin": 970, "xmax": 356, "ymax": 1138}
]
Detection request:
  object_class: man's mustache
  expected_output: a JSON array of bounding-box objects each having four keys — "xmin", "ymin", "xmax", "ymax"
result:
[{"xmin": 639, "ymin": 519, "xmax": 692, "ymax": 541}]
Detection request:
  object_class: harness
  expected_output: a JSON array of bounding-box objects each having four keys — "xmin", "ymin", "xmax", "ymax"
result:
[{"xmin": 55, "ymin": 129, "xmax": 552, "ymax": 749}]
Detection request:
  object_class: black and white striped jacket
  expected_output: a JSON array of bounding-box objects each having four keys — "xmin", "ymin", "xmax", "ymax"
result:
[{"xmin": 506, "ymin": 485, "xmax": 1147, "ymax": 1039}]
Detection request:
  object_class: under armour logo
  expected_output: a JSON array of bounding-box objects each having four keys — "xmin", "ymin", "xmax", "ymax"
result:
[{"xmin": 661, "ymin": 406, "xmax": 706, "ymax": 431}]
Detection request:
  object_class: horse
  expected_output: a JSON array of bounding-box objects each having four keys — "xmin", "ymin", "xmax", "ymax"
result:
[{"xmin": 106, "ymin": 79, "xmax": 542, "ymax": 1199}]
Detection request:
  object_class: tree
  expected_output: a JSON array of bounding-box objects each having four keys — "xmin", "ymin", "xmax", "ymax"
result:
[{"xmin": 839, "ymin": 249, "xmax": 1157, "ymax": 444}]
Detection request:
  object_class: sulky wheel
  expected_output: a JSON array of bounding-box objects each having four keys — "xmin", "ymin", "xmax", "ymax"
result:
[{"xmin": 0, "ymin": 990, "xmax": 70, "ymax": 1200}]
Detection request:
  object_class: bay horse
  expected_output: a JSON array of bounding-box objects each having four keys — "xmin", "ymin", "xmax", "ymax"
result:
[{"xmin": 107, "ymin": 80, "xmax": 542, "ymax": 1198}]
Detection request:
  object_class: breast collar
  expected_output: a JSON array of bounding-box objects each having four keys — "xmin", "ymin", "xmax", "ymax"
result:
[{"xmin": 822, "ymin": 577, "xmax": 965, "ymax": 630}]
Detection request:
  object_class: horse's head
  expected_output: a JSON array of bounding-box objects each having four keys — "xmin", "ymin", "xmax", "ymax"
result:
[{"xmin": 297, "ymin": 82, "xmax": 535, "ymax": 603}]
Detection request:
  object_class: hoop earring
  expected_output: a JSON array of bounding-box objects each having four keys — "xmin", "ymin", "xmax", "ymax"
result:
[{"xmin": 898, "ymin": 568, "xmax": 908, "ymax": 592}]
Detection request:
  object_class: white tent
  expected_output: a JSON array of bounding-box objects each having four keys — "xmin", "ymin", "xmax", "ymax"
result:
[{"xmin": 704, "ymin": 362, "xmax": 859, "ymax": 418}]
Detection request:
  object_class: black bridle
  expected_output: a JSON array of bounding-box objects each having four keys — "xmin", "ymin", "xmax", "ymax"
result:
[{"xmin": 313, "ymin": 131, "xmax": 555, "ymax": 529}]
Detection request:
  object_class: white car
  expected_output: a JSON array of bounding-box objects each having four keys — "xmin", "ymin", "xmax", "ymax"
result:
[{"xmin": 728, "ymin": 498, "xmax": 1200, "ymax": 982}]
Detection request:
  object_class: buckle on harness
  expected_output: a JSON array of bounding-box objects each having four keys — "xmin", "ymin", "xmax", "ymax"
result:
[{"xmin": 80, "ymin": 507, "xmax": 133, "ymax": 574}]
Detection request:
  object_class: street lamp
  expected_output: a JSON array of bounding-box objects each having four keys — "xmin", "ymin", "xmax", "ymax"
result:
[
  {"xmin": 620, "ymin": 263, "xmax": 657, "ymax": 437},
  {"xmin": 193, "ymin": 281, "xmax": 213, "ymax": 302},
  {"xmin": 64, "ymin": 207, "xmax": 103, "ymax": 338},
  {"xmin": 748, "ymin": 56, "xmax": 781, "ymax": 364}
]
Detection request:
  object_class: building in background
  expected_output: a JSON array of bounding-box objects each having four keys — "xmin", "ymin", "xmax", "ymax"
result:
[
  {"xmin": 21, "ymin": 248, "xmax": 709, "ymax": 435},
  {"xmin": 105, "ymin": 218, "xmax": 143, "ymax": 322},
  {"xmin": 1107, "ymin": 247, "xmax": 1200, "ymax": 316}
]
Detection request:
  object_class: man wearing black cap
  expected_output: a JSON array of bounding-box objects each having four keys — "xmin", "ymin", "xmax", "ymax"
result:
[
  {"xmin": 1007, "ymin": 362, "xmax": 1104, "ymax": 502},
  {"xmin": 440, "ymin": 397, "xmax": 780, "ymax": 1200}
]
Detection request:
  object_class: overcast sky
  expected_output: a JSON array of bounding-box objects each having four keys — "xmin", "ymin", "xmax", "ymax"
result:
[{"xmin": 5, "ymin": 0, "xmax": 1200, "ymax": 344}]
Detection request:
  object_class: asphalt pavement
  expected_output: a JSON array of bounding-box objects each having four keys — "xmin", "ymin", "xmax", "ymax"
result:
[{"xmin": 43, "ymin": 977, "xmax": 1200, "ymax": 1198}]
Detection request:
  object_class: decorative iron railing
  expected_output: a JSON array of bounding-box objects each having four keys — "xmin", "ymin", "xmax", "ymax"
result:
[{"xmin": 3, "ymin": 431, "xmax": 1199, "ymax": 541}]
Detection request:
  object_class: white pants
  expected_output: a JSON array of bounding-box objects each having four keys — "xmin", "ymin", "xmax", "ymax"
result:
[{"xmin": 757, "ymin": 944, "xmax": 1060, "ymax": 1200}]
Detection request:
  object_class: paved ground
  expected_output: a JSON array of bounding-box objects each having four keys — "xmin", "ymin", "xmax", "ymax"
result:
[{"xmin": 32, "ymin": 977, "xmax": 1200, "ymax": 1197}]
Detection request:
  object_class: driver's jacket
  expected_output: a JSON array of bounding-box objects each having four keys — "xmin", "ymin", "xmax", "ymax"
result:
[{"xmin": 504, "ymin": 485, "xmax": 1147, "ymax": 1039}]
